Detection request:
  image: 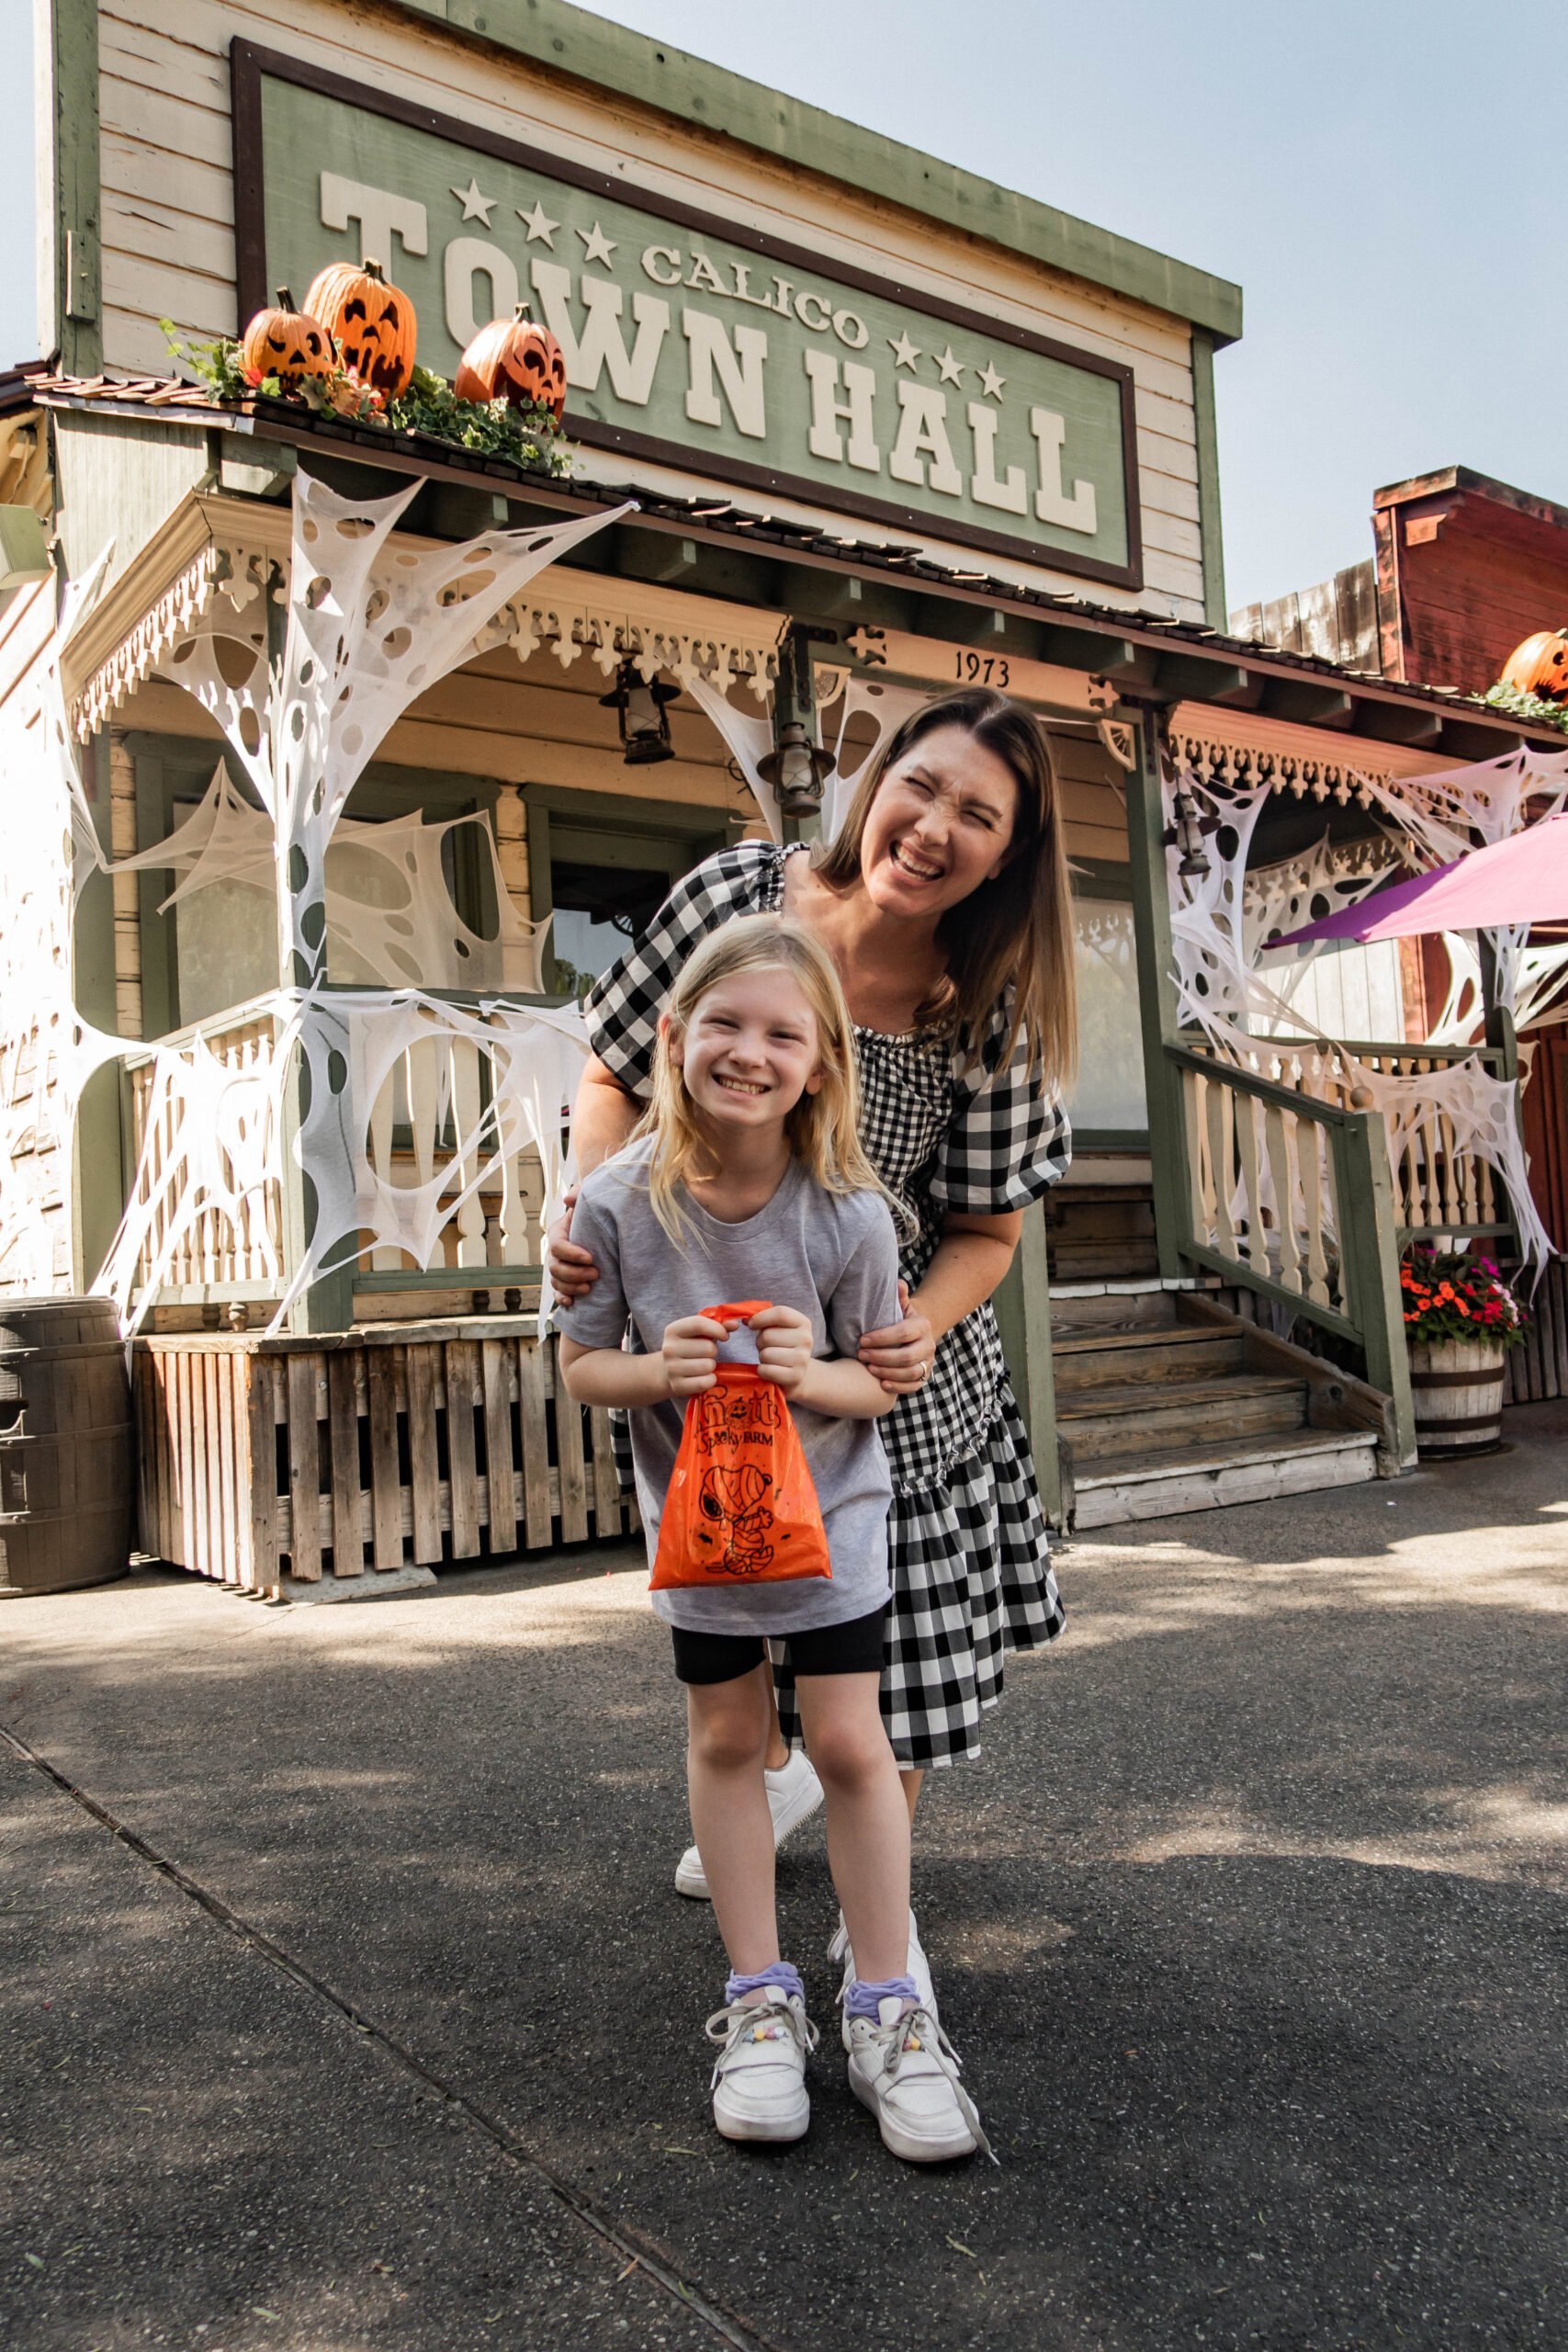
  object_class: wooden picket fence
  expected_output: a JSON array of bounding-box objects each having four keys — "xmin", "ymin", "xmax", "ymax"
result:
[
  {"xmin": 1505, "ymin": 1255, "xmax": 1568, "ymax": 1405},
  {"xmin": 132, "ymin": 1323, "xmax": 637, "ymax": 1589}
]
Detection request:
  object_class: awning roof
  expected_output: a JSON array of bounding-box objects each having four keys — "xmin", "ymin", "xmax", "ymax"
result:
[{"xmin": 15, "ymin": 369, "xmax": 1560, "ymax": 765}]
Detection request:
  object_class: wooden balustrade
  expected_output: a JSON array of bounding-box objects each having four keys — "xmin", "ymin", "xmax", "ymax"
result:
[
  {"xmin": 1180, "ymin": 1033, "xmax": 1512, "ymax": 1250},
  {"xmin": 124, "ymin": 1001, "xmax": 286, "ymax": 1302},
  {"xmin": 1166, "ymin": 1044, "xmax": 1415, "ymax": 1464},
  {"xmin": 357, "ymin": 1011, "xmax": 551, "ymax": 1289}
]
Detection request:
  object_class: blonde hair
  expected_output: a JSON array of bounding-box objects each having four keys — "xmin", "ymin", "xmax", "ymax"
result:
[
  {"xmin": 635, "ymin": 915, "xmax": 905, "ymax": 1247},
  {"xmin": 815, "ymin": 686, "xmax": 1077, "ymax": 1090}
]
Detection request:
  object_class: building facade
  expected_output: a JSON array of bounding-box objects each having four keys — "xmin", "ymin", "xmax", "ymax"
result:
[{"xmin": 5, "ymin": 0, "xmax": 1560, "ymax": 1586}]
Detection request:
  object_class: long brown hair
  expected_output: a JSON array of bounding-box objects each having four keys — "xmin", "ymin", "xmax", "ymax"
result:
[
  {"xmin": 635, "ymin": 916, "xmax": 907, "ymax": 1248},
  {"xmin": 815, "ymin": 687, "xmax": 1077, "ymax": 1090}
]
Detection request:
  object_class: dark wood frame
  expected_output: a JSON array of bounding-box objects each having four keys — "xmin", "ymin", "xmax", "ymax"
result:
[{"xmin": 229, "ymin": 39, "xmax": 1144, "ymax": 590}]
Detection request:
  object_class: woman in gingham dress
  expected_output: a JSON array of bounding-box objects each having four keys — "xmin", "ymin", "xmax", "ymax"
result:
[{"xmin": 551, "ymin": 687, "xmax": 1073, "ymax": 1815}]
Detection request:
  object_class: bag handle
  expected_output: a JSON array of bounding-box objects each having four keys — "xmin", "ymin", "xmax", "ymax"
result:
[{"xmin": 702, "ymin": 1299, "xmax": 772, "ymax": 1328}]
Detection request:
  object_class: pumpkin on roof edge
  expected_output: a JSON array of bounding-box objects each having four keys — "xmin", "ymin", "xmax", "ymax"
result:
[
  {"xmin": 304, "ymin": 257, "xmax": 418, "ymax": 397},
  {"xmin": 1501, "ymin": 629, "xmax": 1568, "ymax": 707},
  {"xmin": 454, "ymin": 304, "xmax": 568, "ymax": 421},
  {"xmin": 240, "ymin": 288, "xmax": 333, "ymax": 390}
]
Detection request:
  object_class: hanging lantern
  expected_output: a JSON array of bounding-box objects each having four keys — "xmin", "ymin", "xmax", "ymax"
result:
[
  {"xmin": 1500, "ymin": 628, "xmax": 1568, "ymax": 705},
  {"xmin": 600, "ymin": 661, "xmax": 680, "ymax": 765},
  {"xmin": 757, "ymin": 628, "xmax": 836, "ymax": 818},
  {"xmin": 304, "ymin": 256, "xmax": 418, "ymax": 395},
  {"xmin": 758, "ymin": 718, "xmax": 834, "ymax": 818},
  {"xmin": 1170, "ymin": 786, "xmax": 1212, "ymax": 880}
]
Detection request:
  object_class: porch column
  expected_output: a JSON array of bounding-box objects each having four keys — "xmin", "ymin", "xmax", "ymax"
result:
[{"xmin": 1122, "ymin": 705, "xmax": 1191, "ymax": 1283}]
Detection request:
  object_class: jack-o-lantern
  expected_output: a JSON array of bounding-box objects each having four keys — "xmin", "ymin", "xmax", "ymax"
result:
[
  {"xmin": 240, "ymin": 287, "xmax": 333, "ymax": 389},
  {"xmin": 455, "ymin": 304, "xmax": 568, "ymax": 421},
  {"xmin": 1501, "ymin": 628, "xmax": 1568, "ymax": 706},
  {"xmin": 303, "ymin": 256, "xmax": 418, "ymax": 396}
]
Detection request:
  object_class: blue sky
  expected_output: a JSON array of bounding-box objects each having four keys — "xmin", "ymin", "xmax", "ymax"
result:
[{"xmin": 5, "ymin": 1, "xmax": 1562, "ymax": 612}]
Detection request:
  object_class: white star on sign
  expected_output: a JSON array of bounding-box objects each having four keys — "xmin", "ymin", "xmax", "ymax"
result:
[
  {"xmin": 934, "ymin": 345, "xmax": 965, "ymax": 387},
  {"xmin": 516, "ymin": 198, "xmax": 559, "ymax": 246},
  {"xmin": 888, "ymin": 330, "xmax": 920, "ymax": 372},
  {"xmin": 977, "ymin": 360, "xmax": 1007, "ymax": 401},
  {"xmin": 451, "ymin": 178, "xmax": 496, "ymax": 226},
  {"xmin": 578, "ymin": 220, "xmax": 618, "ymax": 267}
]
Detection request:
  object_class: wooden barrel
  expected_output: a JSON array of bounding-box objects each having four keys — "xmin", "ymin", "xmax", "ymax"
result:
[
  {"xmin": 1409, "ymin": 1340, "xmax": 1506, "ymax": 1455},
  {"xmin": 0, "ymin": 1298, "xmax": 133, "ymax": 1597}
]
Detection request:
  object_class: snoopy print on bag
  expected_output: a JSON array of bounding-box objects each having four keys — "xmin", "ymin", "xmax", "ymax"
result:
[{"xmin": 649, "ymin": 1301, "xmax": 833, "ymax": 1591}]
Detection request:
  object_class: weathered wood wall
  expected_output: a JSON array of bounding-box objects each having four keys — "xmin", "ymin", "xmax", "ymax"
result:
[
  {"xmin": 96, "ymin": 0, "xmax": 1209, "ymax": 619},
  {"xmin": 133, "ymin": 1323, "xmax": 637, "ymax": 1586}
]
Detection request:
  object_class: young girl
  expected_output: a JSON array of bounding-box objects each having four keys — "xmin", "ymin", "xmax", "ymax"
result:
[{"xmin": 556, "ymin": 917, "xmax": 990, "ymax": 2163}]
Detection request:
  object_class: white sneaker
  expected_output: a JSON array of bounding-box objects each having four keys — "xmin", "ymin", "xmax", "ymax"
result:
[
  {"xmin": 675, "ymin": 1751, "xmax": 824, "ymax": 1900},
  {"xmin": 828, "ymin": 1909, "xmax": 938, "ymax": 2048},
  {"xmin": 705, "ymin": 1990, "xmax": 818, "ymax": 2143},
  {"xmin": 847, "ymin": 1998, "xmax": 996, "ymax": 2165}
]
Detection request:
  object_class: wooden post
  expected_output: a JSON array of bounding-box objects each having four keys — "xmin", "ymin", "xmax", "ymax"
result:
[
  {"xmin": 992, "ymin": 1203, "xmax": 1064, "ymax": 1528},
  {"xmin": 263, "ymin": 560, "xmax": 355, "ymax": 1336},
  {"xmin": 1335, "ymin": 1109, "xmax": 1416, "ymax": 1466},
  {"xmin": 1123, "ymin": 707, "xmax": 1191, "ymax": 1281}
]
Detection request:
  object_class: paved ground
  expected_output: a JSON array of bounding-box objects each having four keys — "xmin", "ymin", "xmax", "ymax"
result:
[{"xmin": 4, "ymin": 1402, "xmax": 1566, "ymax": 2352}]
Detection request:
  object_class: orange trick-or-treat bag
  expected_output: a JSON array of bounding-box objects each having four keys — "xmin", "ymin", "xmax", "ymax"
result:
[{"xmin": 649, "ymin": 1302, "xmax": 832, "ymax": 1591}]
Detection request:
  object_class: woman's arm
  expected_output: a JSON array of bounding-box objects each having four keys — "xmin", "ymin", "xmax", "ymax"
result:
[
  {"xmin": 913, "ymin": 1208, "xmax": 1023, "ymax": 1339},
  {"xmin": 549, "ymin": 1058, "xmax": 641, "ymax": 1302},
  {"xmin": 569, "ymin": 1056, "xmax": 641, "ymax": 1179},
  {"xmin": 856, "ymin": 1208, "xmax": 1022, "ymax": 1392}
]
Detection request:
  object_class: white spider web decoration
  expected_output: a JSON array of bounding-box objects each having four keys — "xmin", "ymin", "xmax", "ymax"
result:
[
  {"xmin": 5, "ymin": 469, "xmax": 631, "ymax": 1331},
  {"xmin": 1169, "ymin": 747, "xmax": 1567, "ymax": 1272}
]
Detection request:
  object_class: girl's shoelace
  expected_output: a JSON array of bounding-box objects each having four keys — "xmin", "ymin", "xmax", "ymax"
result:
[
  {"xmin": 865, "ymin": 2004, "xmax": 998, "ymax": 2165},
  {"xmin": 705, "ymin": 1993, "xmax": 820, "ymax": 2078}
]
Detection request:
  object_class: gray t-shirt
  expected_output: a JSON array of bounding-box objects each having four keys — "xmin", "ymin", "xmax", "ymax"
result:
[{"xmin": 553, "ymin": 1137, "xmax": 899, "ymax": 1634}]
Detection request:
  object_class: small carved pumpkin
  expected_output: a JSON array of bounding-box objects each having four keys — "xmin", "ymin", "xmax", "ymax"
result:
[
  {"xmin": 304, "ymin": 256, "xmax": 418, "ymax": 396},
  {"xmin": 240, "ymin": 287, "xmax": 333, "ymax": 389},
  {"xmin": 455, "ymin": 304, "xmax": 568, "ymax": 421},
  {"xmin": 1501, "ymin": 628, "xmax": 1568, "ymax": 706}
]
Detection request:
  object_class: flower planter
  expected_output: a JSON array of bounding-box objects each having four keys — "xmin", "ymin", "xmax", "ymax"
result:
[{"xmin": 1408, "ymin": 1339, "xmax": 1506, "ymax": 1456}]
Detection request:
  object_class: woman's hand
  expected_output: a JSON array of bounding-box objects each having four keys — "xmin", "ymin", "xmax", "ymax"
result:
[
  {"xmin": 857, "ymin": 1278, "xmax": 937, "ymax": 1396},
  {"xmin": 660, "ymin": 1314, "xmax": 728, "ymax": 1398},
  {"xmin": 749, "ymin": 1304, "xmax": 816, "ymax": 1396},
  {"xmin": 546, "ymin": 1188, "xmax": 599, "ymax": 1305}
]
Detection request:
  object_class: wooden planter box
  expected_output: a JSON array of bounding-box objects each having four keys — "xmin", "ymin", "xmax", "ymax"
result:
[{"xmin": 132, "ymin": 1319, "xmax": 637, "ymax": 1591}]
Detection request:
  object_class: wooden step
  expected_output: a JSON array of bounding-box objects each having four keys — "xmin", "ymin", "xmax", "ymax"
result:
[
  {"xmin": 1072, "ymin": 1427, "xmax": 1379, "ymax": 1528},
  {"xmin": 1057, "ymin": 1372, "xmax": 1306, "ymax": 1462},
  {"xmin": 1053, "ymin": 1327, "xmax": 1248, "ymax": 1390},
  {"xmin": 1048, "ymin": 1242, "xmax": 1162, "ymax": 1283},
  {"xmin": 1047, "ymin": 1283, "xmax": 1186, "ymax": 1335}
]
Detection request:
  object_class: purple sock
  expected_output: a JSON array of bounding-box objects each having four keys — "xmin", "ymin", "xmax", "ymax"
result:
[
  {"xmin": 845, "ymin": 1973, "xmax": 919, "ymax": 2021},
  {"xmin": 725, "ymin": 1961, "xmax": 804, "ymax": 2007}
]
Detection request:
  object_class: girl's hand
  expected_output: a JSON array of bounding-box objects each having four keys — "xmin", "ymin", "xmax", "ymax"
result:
[
  {"xmin": 546, "ymin": 1189, "xmax": 599, "ymax": 1304},
  {"xmin": 858, "ymin": 1279, "xmax": 937, "ymax": 1396},
  {"xmin": 748, "ymin": 1304, "xmax": 815, "ymax": 1396},
  {"xmin": 660, "ymin": 1314, "xmax": 728, "ymax": 1397}
]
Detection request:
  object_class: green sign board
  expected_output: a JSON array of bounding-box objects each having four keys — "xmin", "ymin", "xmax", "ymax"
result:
[{"xmin": 233, "ymin": 43, "xmax": 1141, "ymax": 587}]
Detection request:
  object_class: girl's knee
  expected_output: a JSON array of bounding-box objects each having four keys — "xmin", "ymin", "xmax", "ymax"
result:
[
  {"xmin": 688, "ymin": 1683, "xmax": 771, "ymax": 1773},
  {"xmin": 808, "ymin": 1718, "xmax": 896, "ymax": 1794}
]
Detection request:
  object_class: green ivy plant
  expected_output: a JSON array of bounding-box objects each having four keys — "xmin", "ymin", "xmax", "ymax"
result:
[
  {"xmin": 159, "ymin": 326, "xmax": 570, "ymax": 479},
  {"xmin": 1469, "ymin": 679, "xmax": 1568, "ymax": 738}
]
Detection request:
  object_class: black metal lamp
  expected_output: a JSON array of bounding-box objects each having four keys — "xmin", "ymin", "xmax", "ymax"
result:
[
  {"xmin": 756, "ymin": 627, "xmax": 836, "ymax": 818},
  {"xmin": 1168, "ymin": 786, "xmax": 1214, "ymax": 880},
  {"xmin": 600, "ymin": 660, "xmax": 680, "ymax": 766}
]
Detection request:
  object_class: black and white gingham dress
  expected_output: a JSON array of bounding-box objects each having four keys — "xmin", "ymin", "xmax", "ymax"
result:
[{"xmin": 584, "ymin": 842, "xmax": 1070, "ymax": 1766}]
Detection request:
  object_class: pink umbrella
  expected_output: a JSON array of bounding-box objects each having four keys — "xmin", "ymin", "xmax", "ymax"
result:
[{"xmin": 1268, "ymin": 812, "xmax": 1568, "ymax": 947}]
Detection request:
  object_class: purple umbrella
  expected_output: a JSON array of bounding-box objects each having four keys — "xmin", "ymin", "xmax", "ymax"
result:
[{"xmin": 1267, "ymin": 813, "xmax": 1568, "ymax": 947}]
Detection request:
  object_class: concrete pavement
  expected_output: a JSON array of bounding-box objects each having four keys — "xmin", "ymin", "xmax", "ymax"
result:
[{"xmin": 4, "ymin": 1401, "xmax": 1566, "ymax": 2350}]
